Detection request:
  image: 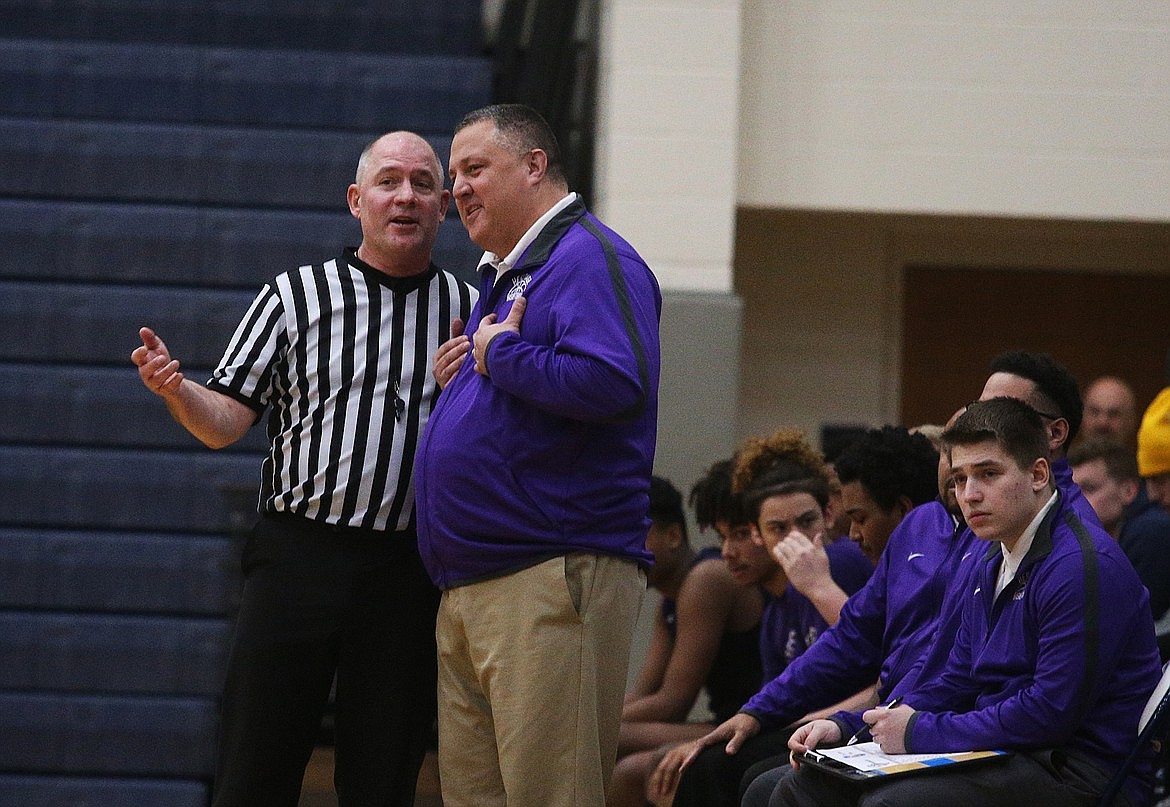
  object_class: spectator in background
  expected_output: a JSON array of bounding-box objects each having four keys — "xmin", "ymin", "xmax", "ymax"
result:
[
  {"xmin": 608, "ymin": 474, "xmax": 764, "ymax": 807},
  {"xmin": 1081, "ymin": 375, "xmax": 1138, "ymax": 445},
  {"xmin": 1071, "ymin": 437, "xmax": 1170, "ymax": 620},
  {"xmin": 1139, "ymin": 386, "xmax": 1170, "ymax": 517},
  {"xmin": 132, "ymin": 132, "xmax": 478, "ymax": 807}
]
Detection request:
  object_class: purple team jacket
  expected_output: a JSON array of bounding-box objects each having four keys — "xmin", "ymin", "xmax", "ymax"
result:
[
  {"xmin": 902, "ymin": 491, "xmax": 1161, "ymax": 806},
  {"xmin": 415, "ymin": 198, "xmax": 661, "ymax": 590},
  {"xmin": 828, "ymin": 471, "xmax": 1157, "ymax": 806},
  {"xmin": 869, "ymin": 456, "xmax": 1107, "ymax": 710}
]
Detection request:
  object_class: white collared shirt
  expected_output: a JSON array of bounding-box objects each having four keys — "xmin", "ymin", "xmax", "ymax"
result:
[
  {"xmin": 480, "ymin": 192, "xmax": 578, "ymax": 286},
  {"xmin": 995, "ymin": 490, "xmax": 1059, "ymax": 597}
]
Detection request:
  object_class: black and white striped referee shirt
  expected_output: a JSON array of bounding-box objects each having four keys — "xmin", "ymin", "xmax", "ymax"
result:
[{"xmin": 207, "ymin": 249, "xmax": 478, "ymax": 532}]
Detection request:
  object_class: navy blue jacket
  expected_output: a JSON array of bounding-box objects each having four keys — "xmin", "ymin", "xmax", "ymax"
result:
[{"xmin": 1120, "ymin": 485, "xmax": 1170, "ymax": 620}]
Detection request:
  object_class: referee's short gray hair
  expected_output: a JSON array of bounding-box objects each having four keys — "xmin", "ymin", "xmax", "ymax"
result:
[{"xmin": 354, "ymin": 132, "xmax": 444, "ymax": 187}]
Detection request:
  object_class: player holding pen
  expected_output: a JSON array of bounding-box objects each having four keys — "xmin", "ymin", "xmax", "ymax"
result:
[
  {"xmin": 774, "ymin": 398, "xmax": 1162, "ymax": 807},
  {"xmin": 839, "ymin": 696, "xmax": 902, "ymax": 748}
]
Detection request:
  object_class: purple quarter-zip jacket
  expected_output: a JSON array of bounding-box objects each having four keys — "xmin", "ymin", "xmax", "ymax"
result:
[
  {"xmin": 414, "ymin": 198, "xmax": 661, "ymax": 590},
  {"xmin": 902, "ymin": 491, "xmax": 1161, "ymax": 807}
]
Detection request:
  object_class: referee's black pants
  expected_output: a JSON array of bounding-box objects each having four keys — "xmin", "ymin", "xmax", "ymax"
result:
[{"xmin": 211, "ymin": 512, "xmax": 440, "ymax": 807}]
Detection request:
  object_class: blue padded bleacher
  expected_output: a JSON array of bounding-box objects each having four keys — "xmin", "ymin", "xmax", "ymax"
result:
[
  {"xmin": 0, "ymin": 774, "xmax": 207, "ymax": 807},
  {"xmin": 0, "ymin": 38, "xmax": 489, "ymax": 133},
  {"xmin": 0, "ymin": 446, "xmax": 259, "ymax": 532},
  {"xmin": 1, "ymin": 613, "xmax": 230, "ymax": 694},
  {"xmin": 0, "ymin": 118, "xmax": 462, "ymax": 210},
  {"xmin": 0, "ymin": 528, "xmax": 238, "ymax": 615},
  {"xmin": 0, "ymin": 280, "xmax": 258, "ymax": 365},
  {"xmin": 0, "ymin": 200, "xmax": 479, "ymax": 288},
  {"xmin": 0, "ymin": 364, "xmax": 269, "ymax": 452},
  {"xmin": 0, "ymin": 0, "xmax": 482, "ymax": 56},
  {"xmin": 1, "ymin": 692, "xmax": 217, "ymax": 777}
]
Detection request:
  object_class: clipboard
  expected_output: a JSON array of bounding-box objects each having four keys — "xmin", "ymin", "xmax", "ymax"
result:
[{"xmin": 794, "ymin": 741, "xmax": 1011, "ymax": 781}]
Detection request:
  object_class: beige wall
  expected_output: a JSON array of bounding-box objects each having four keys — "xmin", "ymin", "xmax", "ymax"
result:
[
  {"xmin": 595, "ymin": 0, "xmax": 742, "ymax": 293},
  {"xmin": 737, "ymin": 2, "xmax": 1170, "ymax": 221}
]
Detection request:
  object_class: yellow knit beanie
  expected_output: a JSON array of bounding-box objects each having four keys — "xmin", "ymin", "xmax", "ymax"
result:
[{"xmin": 1138, "ymin": 386, "xmax": 1170, "ymax": 478}]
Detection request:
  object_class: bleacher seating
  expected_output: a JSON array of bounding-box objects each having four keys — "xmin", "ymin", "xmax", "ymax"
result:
[
  {"xmin": 1, "ymin": 613, "xmax": 231, "ymax": 693},
  {"xmin": 0, "ymin": 364, "xmax": 269, "ymax": 451},
  {"xmin": 0, "ymin": 200, "xmax": 478, "ymax": 287},
  {"xmin": 0, "ymin": 0, "xmax": 482, "ymax": 55},
  {"xmin": 0, "ymin": 528, "xmax": 239, "ymax": 613},
  {"xmin": 0, "ymin": 1, "xmax": 490, "ymax": 803},
  {"xmin": 0, "ymin": 38, "xmax": 489, "ymax": 129}
]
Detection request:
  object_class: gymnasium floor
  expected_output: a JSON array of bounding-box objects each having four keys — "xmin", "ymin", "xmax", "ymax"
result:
[{"xmin": 299, "ymin": 747, "xmax": 442, "ymax": 807}]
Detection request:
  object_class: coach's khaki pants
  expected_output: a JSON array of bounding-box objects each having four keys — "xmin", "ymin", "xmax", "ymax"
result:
[{"xmin": 436, "ymin": 554, "xmax": 645, "ymax": 807}]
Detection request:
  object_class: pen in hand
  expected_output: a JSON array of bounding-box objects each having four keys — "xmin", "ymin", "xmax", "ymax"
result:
[{"xmin": 845, "ymin": 696, "xmax": 904, "ymax": 746}]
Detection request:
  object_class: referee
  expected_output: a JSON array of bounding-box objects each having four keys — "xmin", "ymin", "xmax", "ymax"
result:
[{"xmin": 132, "ymin": 131, "xmax": 477, "ymax": 807}]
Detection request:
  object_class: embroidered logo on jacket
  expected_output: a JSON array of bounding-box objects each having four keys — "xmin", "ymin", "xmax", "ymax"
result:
[{"xmin": 507, "ymin": 274, "xmax": 532, "ymax": 301}]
